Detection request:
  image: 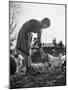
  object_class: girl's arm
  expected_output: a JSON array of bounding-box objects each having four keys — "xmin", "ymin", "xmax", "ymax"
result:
[{"xmin": 37, "ymin": 29, "xmax": 42, "ymax": 48}]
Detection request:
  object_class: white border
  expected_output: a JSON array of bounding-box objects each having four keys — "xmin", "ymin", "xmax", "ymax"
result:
[{"xmin": 0, "ymin": 0, "xmax": 68, "ymax": 90}]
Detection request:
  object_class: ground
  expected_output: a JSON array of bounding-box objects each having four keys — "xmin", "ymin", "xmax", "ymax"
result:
[
  {"xmin": 10, "ymin": 65, "xmax": 66, "ymax": 89},
  {"xmin": 10, "ymin": 46, "xmax": 66, "ymax": 89}
]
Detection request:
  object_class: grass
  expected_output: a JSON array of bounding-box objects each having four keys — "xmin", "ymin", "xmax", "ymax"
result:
[
  {"xmin": 10, "ymin": 65, "xmax": 66, "ymax": 89},
  {"xmin": 10, "ymin": 47, "xmax": 66, "ymax": 89}
]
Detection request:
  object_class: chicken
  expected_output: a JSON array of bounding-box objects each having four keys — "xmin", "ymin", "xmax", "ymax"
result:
[{"xmin": 47, "ymin": 53, "xmax": 66, "ymax": 68}]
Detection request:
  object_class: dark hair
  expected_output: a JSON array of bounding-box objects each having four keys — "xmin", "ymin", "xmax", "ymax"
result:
[{"xmin": 41, "ymin": 18, "xmax": 50, "ymax": 27}]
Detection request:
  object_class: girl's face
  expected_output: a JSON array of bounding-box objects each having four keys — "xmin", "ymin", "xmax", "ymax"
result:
[{"xmin": 42, "ymin": 24, "xmax": 48, "ymax": 29}]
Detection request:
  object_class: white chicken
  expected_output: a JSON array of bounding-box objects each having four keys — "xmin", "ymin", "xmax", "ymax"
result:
[{"xmin": 47, "ymin": 53, "xmax": 66, "ymax": 67}]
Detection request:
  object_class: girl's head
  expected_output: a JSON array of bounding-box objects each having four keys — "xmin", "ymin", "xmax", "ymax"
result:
[{"xmin": 41, "ymin": 18, "xmax": 50, "ymax": 29}]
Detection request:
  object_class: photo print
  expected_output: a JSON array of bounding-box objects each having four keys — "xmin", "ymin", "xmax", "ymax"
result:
[{"xmin": 9, "ymin": 1, "xmax": 66, "ymax": 89}]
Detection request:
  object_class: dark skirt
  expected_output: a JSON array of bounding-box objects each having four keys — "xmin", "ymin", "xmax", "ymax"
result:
[{"xmin": 16, "ymin": 30, "xmax": 29, "ymax": 55}]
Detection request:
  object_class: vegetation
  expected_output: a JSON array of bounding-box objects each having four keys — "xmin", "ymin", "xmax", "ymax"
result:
[{"xmin": 10, "ymin": 38, "xmax": 66, "ymax": 88}]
